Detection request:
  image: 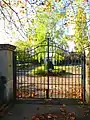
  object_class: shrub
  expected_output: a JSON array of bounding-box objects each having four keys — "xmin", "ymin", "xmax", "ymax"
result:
[{"xmin": 27, "ymin": 65, "xmax": 47, "ymax": 76}]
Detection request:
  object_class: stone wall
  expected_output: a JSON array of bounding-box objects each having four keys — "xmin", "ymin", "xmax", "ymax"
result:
[{"xmin": 0, "ymin": 44, "xmax": 16, "ymax": 105}]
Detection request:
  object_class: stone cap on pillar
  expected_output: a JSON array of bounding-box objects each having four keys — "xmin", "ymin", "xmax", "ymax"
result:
[{"xmin": 0, "ymin": 44, "xmax": 16, "ymax": 51}]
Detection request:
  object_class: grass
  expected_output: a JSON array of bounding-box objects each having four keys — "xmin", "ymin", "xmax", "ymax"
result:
[{"xmin": 27, "ymin": 65, "xmax": 74, "ymax": 76}]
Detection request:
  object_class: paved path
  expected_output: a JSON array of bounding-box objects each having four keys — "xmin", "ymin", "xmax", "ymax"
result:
[
  {"xmin": 16, "ymin": 75, "xmax": 82, "ymax": 99},
  {"xmin": 1, "ymin": 100, "xmax": 90, "ymax": 120}
]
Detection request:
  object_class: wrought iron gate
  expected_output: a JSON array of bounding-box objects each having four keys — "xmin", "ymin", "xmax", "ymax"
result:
[{"xmin": 14, "ymin": 38, "xmax": 86, "ymax": 100}]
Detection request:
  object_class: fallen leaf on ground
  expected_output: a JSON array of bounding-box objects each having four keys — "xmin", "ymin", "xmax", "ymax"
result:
[
  {"xmin": 70, "ymin": 116, "xmax": 75, "ymax": 120},
  {"xmin": 60, "ymin": 108, "xmax": 65, "ymax": 112},
  {"xmin": 8, "ymin": 112, "xmax": 12, "ymax": 115},
  {"xmin": 35, "ymin": 117, "xmax": 40, "ymax": 120}
]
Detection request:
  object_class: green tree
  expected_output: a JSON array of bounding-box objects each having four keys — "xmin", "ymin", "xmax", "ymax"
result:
[
  {"xmin": 15, "ymin": 1, "xmax": 68, "ymax": 62},
  {"xmin": 27, "ymin": 1, "xmax": 66, "ymax": 45},
  {"xmin": 74, "ymin": 6, "xmax": 88, "ymax": 52},
  {"xmin": 15, "ymin": 40, "xmax": 33, "ymax": 63}
]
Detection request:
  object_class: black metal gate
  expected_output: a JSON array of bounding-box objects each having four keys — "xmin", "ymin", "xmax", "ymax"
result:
[{"xmin": 14, "ymin": 38, "xmax": 86, "ymax": 101}]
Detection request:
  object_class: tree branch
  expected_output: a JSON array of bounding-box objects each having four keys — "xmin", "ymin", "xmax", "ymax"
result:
[
  {"xmin": 0, "ymin": 9, "xmax": 26, "ymax": 39},
  {"xmin": 2, "ymin": 0, "xmax": 27, "ymax": 36}
]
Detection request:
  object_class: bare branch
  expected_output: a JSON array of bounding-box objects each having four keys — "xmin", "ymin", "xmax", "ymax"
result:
[
  {"xmin": 0, "ymin": 9, "xmax": 26, "ymax": 39},
  {"xmin": 2, "ymin": 0, "xmax": 27, "ymax": 36}
]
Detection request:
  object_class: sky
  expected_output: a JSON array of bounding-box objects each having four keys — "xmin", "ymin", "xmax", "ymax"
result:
[
  {"xmin": 0, "ymin": 20, "xmax": 11, "ymax": 44},
  {"xmin": 0, "ymin": 21, "xmax": 20, "ymax": 44}
]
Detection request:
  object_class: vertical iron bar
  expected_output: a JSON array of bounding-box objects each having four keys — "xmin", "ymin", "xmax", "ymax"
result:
[
  {"xmin": 67, "ymin": 55, "xmax": 70, "ymax": 98},
  {"xmin": 78, "ymin": 55, "xmax": 81, "ymax": 98},
  {"xmin": 21, "ymin": 52, "xmax": 23, "ymax": 99},
  {"xmin": 65, "ymin": 56, "xmax": 66, "ymax": 98},
  {"xmin": 52, "ymin": 41, "xmax": 54, "ymax": 99},
  {"xmin": 37, "ymin": 50, "xmax": 38, "ymax": 98},
  {"xmin": 17, "ymin": 52, "xmax": 19, "ymax": 99},
  {"xmin": 74, "ymin": 54, "xmax": 76, "ymax": 99},
  {"xmin": 72, "ymin": 54, "xmax": 74, "ymax": 98},
  {"xmin": 34, "ymin": 47, "xmax": 35, "ymax": 98},
  {"xmin": 47, "ymin": 36, "xmax": 50, "ymax": 99},
  {"xmin": 13, "ymin": 51, "xmax": 16, "ymax": 101},
  {"xmin": 27, "ymin": 49, "xmax": 29, "ymax": 99},
  {"xmin": 44, "ymin": 49, "xmax": 45, "ymax": 98},
  {"xmin": 24, "ymin": 50, "xmax": 25, "ymax": 99},
  {"xmin": 26, "ymin": 49, "xmax": 30, "ymax": 99},
  {"xmin": 82, "ymin": 51, "xmax": 86, "ymax": 101},
  {"xmin": 31, "ymin": 48, "xmax": 33, "ymax": 98},
  {"xmin": 16, "ymin": 52, "xmax": 18, "ymax": 99},
  {"xmin": 55, "ymin": 43, "xmax": 56, "ymax": 98},
  {"xmin": 57, "ymin": 46, "xmax": 59, "ymax": 99},
  {"xmin": 40, "ymin": 46, "xmax": 42, "ymax": 98},
  {"xmin": 84, "ymin": 51, "xmax": 86, "ymax": 101}
]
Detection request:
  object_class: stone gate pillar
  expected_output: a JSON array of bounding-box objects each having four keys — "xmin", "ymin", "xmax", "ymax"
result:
[
  {"xmin": 85, "ymin": 56, "xmax": 90, "ymax": 103},
  {"xmin": 0, "ymin": 44, "xmax": 16, "ymax": 104}
]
